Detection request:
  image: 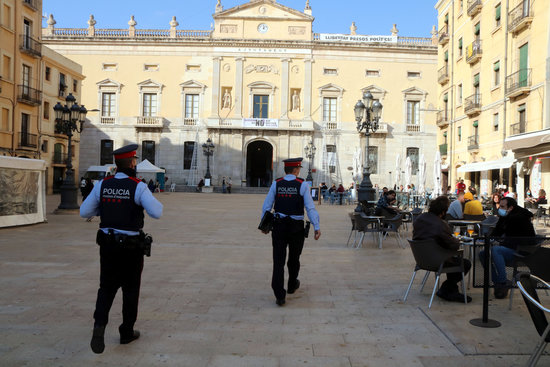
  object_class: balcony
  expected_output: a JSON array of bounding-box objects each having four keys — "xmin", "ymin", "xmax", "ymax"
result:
[
  {"xmin": 406, "ymin": 124, "xmax": 421, "ymax": 133},
  {"xmin": 506, "ymin": 69, "xmax": 532, "ymax": 98},
  {"xmin": 467, "ymin": 135, "xmax": 479, "ymax": 151},
  {"xmin": 100, "ymin": 117, "xmax": 116, "ymax": 124},
  {"xmin": 17, "ymin": 85, "xmax": 42, "ymax": 106},
  {"xmin": 464, "ymin": 93, "xmax": 482, "ymax": 116},
  {"xmin": 466, "ymin": 39, "xmax": 482, "ymax": 64},
  {"xmin": 19, "ymin": 35, "xmax": 42, "ymax": 58},
  {"xmin": 510, "ymin": 122, "xmax": 526, "ymax": 136},
  {"xmin": 438, "ymin": 25, "xmax": 449, "ymax": 45},
  {"xmin": 439, "ymin": 143, "xmax": 448, "ymax": 156},
  {"xmin": 52, "ymin": 152, "xmax": 69, "ymax": 165},
  {"xmin": 467, "ymin": 0, "xmax": 482, "ymax": 17},
  {"xmin": 508, "ymin": 1, "xmax": 533, "ymax": 34},
  {"xmin": 438, "ymin": 64, "xmax": 449, "ymax": 84},
  {"xmin": 183, "ymin": 117, "xmax": 199, "ymax": 126},
  {"xmin": 19, "ymin": 132, "xmax": 37, "ymax": 149},
  {"xmin": 135, "ymin": 116, "xmax": 163, "ymax": 127},
  {"xmin": 22, "ymin": 0, "xmax": 38, "ymax": 11},
  {"xmin": 436, "ymin": 111, "xmax": 449, "ymax": 127},
  {"xmin": 373, "ymin": 122, "xmax": 389, "ymax": 134}
]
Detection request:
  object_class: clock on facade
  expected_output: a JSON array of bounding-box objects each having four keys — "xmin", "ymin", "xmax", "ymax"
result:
[{"xmin": 257, "ymin": 23, "xmax": 269, "ymax": 33}]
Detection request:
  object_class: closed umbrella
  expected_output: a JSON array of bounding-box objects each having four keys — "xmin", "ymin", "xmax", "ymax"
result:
[
  {"xmin": 418, "ymin": 154, "xmax": 426, "ymax": 195},
  {"xmin": 405, "ymin": 156, "xmax": 412, "ymax": 189},
  {"xmin": 395, "ymin": 154, "xmax": 401, "ymax": 189},
  {"xmin": 433, "ymin": 151, "xmax": 442, "ymax": 197}
]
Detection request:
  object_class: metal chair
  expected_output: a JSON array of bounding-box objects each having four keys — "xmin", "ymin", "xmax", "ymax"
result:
[
  {"xmin": 516, "ymin": 272, "xmax": 550, "ymax": 367},
  {"xmin": 353, "ymin": 213, "xmax": 382, "ymax": 249},
  {"xmin": 403, "ymin": 239, "xmax": 468, "ymax": 308},
  {"xmin": 509, "ymin": 243, "xmax": 550, "ymax": 310},
  {"xmin": 381, "ymin": 213, "xmax": 406, "ymax": 249},
  {"xmin": 346, "ymin": 212, "xmax": 357, "ymax": 247}
]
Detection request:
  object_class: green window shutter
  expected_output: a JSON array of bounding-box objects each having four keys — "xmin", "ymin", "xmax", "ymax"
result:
[
  {"xmin": 458, "ymin": 38, "xmax": 463, "ymax": 49},
  {"xmin": 445, "ymin": 14, "xmax": 449, "ymax": 24},
  {"xmin": 474, "ymin": 22, "xmax": 480, "ymax": 35},
  {"xmin": 443, "ymin": 132, "xmax": 447, "ymax": 137},
  {"xmin": 496, "ymin": 5, "xmax": 501, "ymax": 21},
  {"xmin": 518, "ymin": 104, "xmax": 526, "ymax": 112},
  {"xmin": 444, "ymin": 51, "xmax": 449, "ymax": 61},
  {"xmin": 473, "ymin": 74, "xmax": 480, "ymax": 87},
  {"xmin": 443, "ymin": 94, "xmax": 448, "ymax": 102},
  {"xmin": 494, "ymin": 61, "xmax": 500, "ymax": 71},
  {"xmin": 473, "ymin": 120, "xmax": 479, "ymax": 127}
]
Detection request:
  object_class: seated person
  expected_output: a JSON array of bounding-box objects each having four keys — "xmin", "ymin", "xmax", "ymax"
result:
[
  {"xmin": 479, "ymin": 197, "xmax": 536, "ymax": 299},
  {"xmin": 413, "ymin": 196, "xmax": 472, "ymax": 303},
  {"xmin": 447, "ymin": 192, "xmax": 464, "ymax": 219},
  {"xmin": 376, "ymin": 190, "xmax": 398, "ymax": 217},
  {"xmin": 463, "ymin": 192, "xmax": 484, "ymax": 216},
  {"xmin": 526, "ymin": 189, "xmax": 547, "ymax": 208}
]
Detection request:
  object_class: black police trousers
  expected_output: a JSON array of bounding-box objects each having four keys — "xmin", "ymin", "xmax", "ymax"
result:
[
  {"xmin": 94, "ymin": 242, "xmax": 144, "ymax": 335},
  {"xmin": 271, "ymin": 217, "xmax": 305, "ymax": 300}
]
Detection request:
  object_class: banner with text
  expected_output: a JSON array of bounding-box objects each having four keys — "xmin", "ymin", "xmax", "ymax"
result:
[
  {"xmin": 243, "ymin": 118, "xmax": 279, "ymax": 129},
  {"xmin": 319, "ymin": 34, "xmax": 398, "ymax": 44}
]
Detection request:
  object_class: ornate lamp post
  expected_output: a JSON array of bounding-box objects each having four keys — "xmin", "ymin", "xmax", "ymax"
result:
[
  {"xmin": 304, "ymin": 139, "xmax": 316, "ymax": 185},
  {"xmin": 53, "ymin": 93, "xmax": 88, "ymax": 210},
  {"xmin": 354, "ymin": 91, "xmax": 383, "ymax": 214},
  {"xmin": 202, "ymin": 138, "xmax": 215, "ymax": 182}
]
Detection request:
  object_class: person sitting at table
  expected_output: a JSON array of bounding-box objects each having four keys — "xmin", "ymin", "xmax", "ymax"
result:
[
  {"xmin": 463, "ymin": 192, "xmax": 484, "ymax": 218},
  {"xmin": 447, "ymin": 192, "xmax": 465, "ymax": 220},
  {"xmin": 479, "ymin": 197, "xmax": 536, "ymax": 299},
  {"xmin": 526, "ymin": 189, "xmax": 547, "ymax": 208},
  {"xmin": 376, "ymin": 190, "xmax": 398, "ymax": 218},
  {"xmin": 328, "ymin": 184, "xmax": 336, "ymax": 194},
  {"xmin": 413, "ymin": 196, "xmax": 472, "ymax": 303},
  {"xmin": 491, "ymin": 192, "xmax": 502, "ymax": 215}
]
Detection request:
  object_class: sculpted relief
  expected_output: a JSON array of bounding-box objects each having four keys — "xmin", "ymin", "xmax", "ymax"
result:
[{"xmin": 245, "ymin": 64, "xmax": 279, "ymax": 75}]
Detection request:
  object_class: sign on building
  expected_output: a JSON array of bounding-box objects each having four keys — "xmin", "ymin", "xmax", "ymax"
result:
[
  {"xmin": 243, "ymin": 118, "xmax": 279, "ymax": 129},
  {"xmin": 318, "ymin": 34, "xmax": 398, "ymax": 44}
]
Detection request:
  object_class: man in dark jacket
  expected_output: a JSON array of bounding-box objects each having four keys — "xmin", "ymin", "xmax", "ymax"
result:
[
  {"xmin": 413, "ymin": 196, "xmax": 472, "ymax": 303},
  {"xmin": 480, "ymin": 196, "xmax": 535, "ymax": 298}
]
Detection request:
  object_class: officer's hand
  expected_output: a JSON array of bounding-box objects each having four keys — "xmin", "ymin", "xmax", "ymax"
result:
[
  {"xmin": 314, "ymin": 230, "xmax": 321, "ymax": 240},
  {"xmin": 261, "ymin": 230, "xmax": 270, "ymax": 235}
]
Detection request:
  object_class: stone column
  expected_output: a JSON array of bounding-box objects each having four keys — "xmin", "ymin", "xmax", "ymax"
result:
[
  {"xmin": 235, "ymin": 57, "xmax": 245, "ymax": 118},
  {"xmin": 211, "ymin": 57, "xmax": 223, "ymax": 118},
  {"xmin": 304, "ymin": 58, "xmax": 314, "ymax": 120},
  {"xmin": 281, "ymin": 58, "xmax": 290, "ymax": 120}
]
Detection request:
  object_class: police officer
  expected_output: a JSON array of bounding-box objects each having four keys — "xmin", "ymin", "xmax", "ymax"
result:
[
  {"xmin": 80, "ymin": 144, "xmax": 163, "ymax": 354},
  {"xmin": 261, "ymin": 157, "xmax": 321, "ymax": 306}
]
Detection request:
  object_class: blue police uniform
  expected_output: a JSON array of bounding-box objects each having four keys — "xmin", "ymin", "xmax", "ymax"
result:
[
  {"xmin": 80, "ymin": 144, "xmax": 163, "ymax": 353},
  {"xmin": 261, "ymin": 158, "xmax": 320, "ymax": 305}
]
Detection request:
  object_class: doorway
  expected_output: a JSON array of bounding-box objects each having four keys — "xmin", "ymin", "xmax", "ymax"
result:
[
  {"xmin": 246, "ymin": 141, "xmax": 273, "ymax": 187},
  {"xmin": 53, "ymin": 167, "xmax": 64, "ymax": 193}
]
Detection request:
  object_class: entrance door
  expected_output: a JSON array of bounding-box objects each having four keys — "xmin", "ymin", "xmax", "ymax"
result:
[
  {"xmin": 53, "ymin": 167, "xmax": 64, "ymax": 193},
  {"xmin": 246, "ymin": 141, "xmax": 273, "ymax": 187}
]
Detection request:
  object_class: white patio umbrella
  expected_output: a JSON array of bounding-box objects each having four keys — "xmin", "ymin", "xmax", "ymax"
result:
[
  {"xmin": 405, "ymin": 156, "xmax": 412, "ymax": 189},
  {"xmin": 352, "ymin": 147, "xmax": 362, "ymax": 183},
  {"xmin": 418, "ymin": 154, "xmax": 426, "ymax": 195},
  {"xmin": 433, "ymin": 151, "xmax": 442, "ymax": 197},
  {"xmin": 395, "ymin": 154, "xmax": 401, "ymax": 189}
]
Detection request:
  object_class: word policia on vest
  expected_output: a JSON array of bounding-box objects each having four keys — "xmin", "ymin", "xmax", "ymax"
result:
[{"xmin": 102, "ymin": 188, "xmax": 131, "ymax": 200}]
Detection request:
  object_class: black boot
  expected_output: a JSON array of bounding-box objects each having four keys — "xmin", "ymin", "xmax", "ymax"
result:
[
  {"xmin": 119, "ymin": 325, "xmax": 140, "ymax": 344},
  {"xmin": 90, "ymin": 325, "xmax": 105, "ymax": 354}
]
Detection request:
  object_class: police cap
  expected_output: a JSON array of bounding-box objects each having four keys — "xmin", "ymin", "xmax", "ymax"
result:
[
  {"xmin": 283, "ymin": 157, "xmax": 303, "ymax": 168},
  {"xmin": 113, "ymin": 144, "xmax": 139, "ymax": 160}
]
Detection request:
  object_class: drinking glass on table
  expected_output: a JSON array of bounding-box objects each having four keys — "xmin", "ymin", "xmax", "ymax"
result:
[
  {"xmin": 467, "ymin": 224, "xmax": 474, "ymax": 237},
  {"xmin": 453, "ymin": 226, "xmax": 460, "ymax": 238}
]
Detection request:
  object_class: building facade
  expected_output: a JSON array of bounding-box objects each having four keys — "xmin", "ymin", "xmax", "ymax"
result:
[
  {"xmin": 435, "ymin": 0, "xmax": 550, "ymax": 203},
  {"xmin": 43, "ymin": 0, "xmax": 439, "ymax": 190},
  {"xmin": 0, "ymin": 0, "xmax": 84, "ymax": 194}
]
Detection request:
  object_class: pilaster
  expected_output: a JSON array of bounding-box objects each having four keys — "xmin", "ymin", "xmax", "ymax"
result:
[
  {"xmin": 211, "ymin": 57, "xmax": 223, "ymax": 118},
  {"xmin": 235, "ymin": 57, "xmax": 245, "ymax": 118},
  {"xmin": 304, "ymin": 58, "xmax": 314, "ymax": 120},
  {"xmin": 281, "ymin": 58, "xmax": 291, "ymax": 120}
]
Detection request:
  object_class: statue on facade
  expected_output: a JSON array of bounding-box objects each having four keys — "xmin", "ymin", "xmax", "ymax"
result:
[
  {"xmin": 350, "ymin": 22, "xmax": 357, "ymax": 35},
  {"xmin": 291, "ymin": 90, "xmax": 301, "ymax": 112},
  {"xmin": 223, "ymin": 89, "xmax": 231, "ymax": 109}
]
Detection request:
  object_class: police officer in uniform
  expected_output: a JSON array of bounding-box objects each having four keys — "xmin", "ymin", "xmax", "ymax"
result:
[
  {"xmin": 80, "ymin": 144, "xmax": 163, "ymax": 354},
  {"xmin": 261, "ymin": 158, "xmax": 321, "ymax": 306}
]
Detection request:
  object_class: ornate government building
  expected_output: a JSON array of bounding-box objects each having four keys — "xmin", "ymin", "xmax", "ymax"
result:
[{"xmin": 42, "ymin": 0, "xmax": 438, "ymax": 189}]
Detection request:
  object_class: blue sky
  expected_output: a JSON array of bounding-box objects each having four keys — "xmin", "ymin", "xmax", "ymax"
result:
[{"xmin": 43, "ymin": 0, "xmax": 437, "ymax": 38}]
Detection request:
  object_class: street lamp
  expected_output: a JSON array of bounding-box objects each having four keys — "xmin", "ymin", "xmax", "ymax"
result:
[
  {"xmin": 354, "ymin": 91, "xmax": 383, "ymax": 214},
  {"xmin": 202, "ymin": 138, "xmax": 215, "ymax": 183},
  {"xmin": 53, "ymin": 93, "xmax": 88, "ymax": 210},
  {"xmin": 304, "ymin": 139, "xmax": 316, "ymax": 185}
]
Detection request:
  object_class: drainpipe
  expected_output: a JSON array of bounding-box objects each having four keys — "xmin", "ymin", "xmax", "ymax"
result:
[
  {"xmin": 11, "ymin": 0, "xmax": 18, "ymax": 156},
  {"xmin": 501, "ymin": 0, "xmax": 510, "ymax": 188},
  {"xmin": 546, "ymin": 2, "xmax": 550, "ymax": 128},
  {"xmin": 449, "ymin": 0, "xmax": 455, "ymax": 186}
]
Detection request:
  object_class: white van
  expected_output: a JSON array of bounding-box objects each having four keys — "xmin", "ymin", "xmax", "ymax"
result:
[{"xmin": 84, "ymin": 165, "xmax": 117, "ymax": 184}]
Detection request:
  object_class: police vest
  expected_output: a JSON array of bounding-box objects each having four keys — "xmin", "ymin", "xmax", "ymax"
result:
[
  {"xmin": 99, "ymin": 176, "xmax": 144, "ymax": 231},
  {"xmin": 274, "ymin": 177, "xmax": 305, "ymax": 216}
]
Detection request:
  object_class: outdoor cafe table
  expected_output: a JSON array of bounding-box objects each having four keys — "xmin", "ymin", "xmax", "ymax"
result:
[{"xmin": 356, "ymin": 214, "xmax": 385, "ymax": 249}]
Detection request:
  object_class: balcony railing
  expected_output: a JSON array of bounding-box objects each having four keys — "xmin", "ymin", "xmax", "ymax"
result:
[
  {"xmin": 466, "ymin": 39, "xmax": 482, "ymax": 64},
  {"xmin": 436, "ymin": 111, "xmax": 449, "ymax": 126},
  {"xmin": 439, "ymin": 143, "xmax": 448, "ymax": 156},
  {"xmin": 100, "ymin": 116, "xmax": 116, "ymax": 124},
  {"xmin": 467, "ymin": 0, "xmax": 482, "ymax": 17},
  {"xmin": 464, "ymin": 93, "xmax": 482, "ymax": 116},
  {"xmin": 324, "ymin": 121, "xmax": 339, "ymax": 130},
  {"xmin": 505, "ymin": 69, "xmax": 532, "ymax": 97},
  {"xmin": 22, "ymin": 0, "xmax": 38, "ymax": 11},
  {"xmin": 438, "ymin": 25, "xmax": 449, "ymax": 45},
  {"xmin": 17, "ymin": 85, "xmax": 42, "ymax": 106},
  {"xmin": 373, "ymin": 122, "xmax": 388, "ymax": 134},
  {"xmin": 406, "ymin": 124, "xmax": 421, "ymax": 133},
  {"xmin": 508, "ymin": 1, "xmax": 533, "ymax": 34},
  {"xmin": 19, "ymin": 35, "xmax": 42, "ymax": 57},
  {"xmin": 438, "ymin": 64, "xmax": 449, "ymax": 84},
  {"xmin": 19, "ymin": 132, "xmax": 37, "ymax": 148},
  {"xmin": 136, "ymin": 116, "xmax": 163, "ymax": 126},
  {"xmin": 52, "ymin": 152, "xmax": 69, "ymax": 165},
  {"xmin": 510, "ymin": 122, "xmax": 526, "ymax": 136},
  {"xmin": 183, "ymin": 117, "xmax": 198, "ymax": 126},
  {"xmin": 467, "ymin": 135, "xmax": 479, "ymax": 150}
]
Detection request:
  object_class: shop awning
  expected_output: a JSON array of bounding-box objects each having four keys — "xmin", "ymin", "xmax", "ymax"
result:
[
  {"xmin": 457, "ymin": 155, "xmax": 515, "ymax": 173},
  {"xmin": 504, "ymin": 128, "xmax": 550, "ymax": 151}
]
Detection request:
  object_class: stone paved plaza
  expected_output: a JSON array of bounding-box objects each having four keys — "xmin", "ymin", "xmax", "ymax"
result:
[{"xmin": 0, "ymin": 192, "xmax": 549, "ymax": 367}]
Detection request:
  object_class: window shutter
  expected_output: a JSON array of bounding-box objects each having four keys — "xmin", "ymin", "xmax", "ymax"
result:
[
  {"xmin": 474, "ymin": 23, "xmax": 480, "ymax": 36},
  {"xmin": 443, "ymin": 94, "xmax": 448, "ymax": 102},
  {"xmin": 444, "ymin": 51, "xmax": 449, "ymax": 61},
  {"xmin": 496, "ymin": 5, "xmax": 501, "ymax": 21},
  {"xmin": 473, "ymin": 120, "xmax": 479, "ymax": 127},
  {"xmin": 473, "ymin": 74, "xmax": 480, "ymax": 87},
  {"xmin": 518, "ymin": 104, "xmax": 526, "ymax": 112},
  {"xmin": 494, "ymin": 61, "xmax": 500, "ymax": 71},
  {"xmin": 458, "ymin": 38, "xmax": 463, "ymax": 49},
  {"xmin": 445, "ymin": 14, "xmax": 449, "ymax": 24},
  {"xmin": 443, "ymin": 132, "xmax": 447, "ymax": 137}
]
